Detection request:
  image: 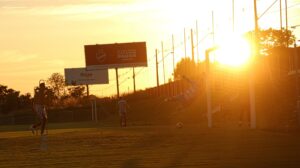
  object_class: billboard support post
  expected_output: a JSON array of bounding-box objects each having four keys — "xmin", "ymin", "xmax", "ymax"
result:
[
  {"xmin": 116, "ymin": 68, "xmax": 120, "ymax": 98},
  {"xmin": 86, "ymin": 84, "xmax": 89, "ymax": 97},
  {"xmin": 133, "ymin": 67, "xmax": 136, "ymax": 93}
]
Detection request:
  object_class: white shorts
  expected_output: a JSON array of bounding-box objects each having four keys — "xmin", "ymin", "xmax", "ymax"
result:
[{"xmin": 34, "ymin": 104, "xmax": 47, "ymax": 120}]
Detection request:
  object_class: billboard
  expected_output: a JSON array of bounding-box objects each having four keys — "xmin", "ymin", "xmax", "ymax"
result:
[
  {"xmin": 64, "ymin": 68, "xmax": 108, "ymax": 85},
  {"xmin": 85, "ymin": 42, "xmax": 147, "ymax": 70}
]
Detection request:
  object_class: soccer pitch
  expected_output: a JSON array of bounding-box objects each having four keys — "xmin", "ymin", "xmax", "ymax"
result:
[{"xmin": 0, "ymin": 123, "xmax": 300, "ymax": 168}]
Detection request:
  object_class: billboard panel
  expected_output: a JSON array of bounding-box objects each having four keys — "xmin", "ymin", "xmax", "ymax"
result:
[
  {"xmin": 85, "ymin": 42, "xmax": 147, "ymax": 70},
  {"xmin": 64, "ymin": 68, "xmax": 108, "ymax": 85}
]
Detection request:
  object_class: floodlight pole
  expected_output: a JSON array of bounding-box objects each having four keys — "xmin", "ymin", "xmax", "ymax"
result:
[
  {"xmin": 249, "ymin": 0, "xmax": 259, "ymax": 129},
  {"xmin": 205, "ymin": 47, "xmax": 217, "ymax": 128},
  {"xmin": 295, "ymin": 41, "xmax": 299, "ymax": 109},
  {"xmin": 292, "ymin": 25, "xmax": 300, "ymax": 125},
  {"xmin": 115, "ymin": 68, "xmax": 120, "ymax": 98}
]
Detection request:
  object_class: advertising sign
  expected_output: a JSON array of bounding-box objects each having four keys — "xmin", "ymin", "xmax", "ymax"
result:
[
  {"xmin": 85, "ymin": 42, "xmax": 147, "ymax": 70},
  {"xmin": 64, "ymin": 68, "xmax": 108, "ymax": 85}
]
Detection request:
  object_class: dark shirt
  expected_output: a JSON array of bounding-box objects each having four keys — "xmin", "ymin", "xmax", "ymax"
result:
[{"xmin": 34, "ymin": 88, "xmax": 45, "ymax": 105}]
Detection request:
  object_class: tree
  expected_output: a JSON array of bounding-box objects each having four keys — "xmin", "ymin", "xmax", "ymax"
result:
[
  {"xmin": 68, "ymin": 86, "xmax": 85, "ymax": 98},
  {"xmin": 174, "ymin": 58, "xmax": 204, "ymax": 80},
  {"xmin": 245, "ymin": 28, "xmax": 295, "ymax": 56},
  {"xmin": 0, "ymin": 85, "xmax": 20, "ymax": 113},
  {"xmin": 47, "ymin": 73, "xmax": 65, "ymax": 98},
  {"xmin": 18, "ymin": 93, "xmax": 32, "ymax": 108}
]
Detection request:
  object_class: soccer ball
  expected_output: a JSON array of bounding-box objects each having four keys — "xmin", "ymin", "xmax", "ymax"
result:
[{"xmin": 176, "ymin": 122, "xmax": 183, "ymax": 128}]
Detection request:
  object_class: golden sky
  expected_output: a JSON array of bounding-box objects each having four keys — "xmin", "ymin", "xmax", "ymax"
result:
[{"xmin": 1, "ymin": 0, "xmax": 300, "ymax": 97}]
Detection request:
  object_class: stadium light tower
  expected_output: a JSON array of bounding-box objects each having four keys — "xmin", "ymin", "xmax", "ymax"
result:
[{"xmin": 291, "ymin": 25, "xmax": 300, "ymax": 126}]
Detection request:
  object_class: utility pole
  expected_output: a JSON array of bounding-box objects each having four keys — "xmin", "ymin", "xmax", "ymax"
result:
[
  {"xmin": 280, "ymin": 0, "xmax": 282, "ymax": 30},
  {"xmin": 295, "ymin": 41, "xmax": 298, "ymax": 100},
  {"xmin": 285, "ymin": 0, "xmax": 288, "ymax": 30},
  {"xmin": 196, "ymin": 20, "xmax": 199, "ymax": 62},
  {"xmin": 205, "ymin": 50, "xmax": 212, "ymax": 128},
  {"xmin": 184, "ymin": 28, "xmax": 187, "ymax": 58},
  {"xmin": 133, "ymin": 67, "xmax": 136, "ymax": 93},
  {"xmin": 115, "ymin": 68, "xmax": 120, "ymax": 98},
  {"xmin": 172, "ymin": 34, "xmax": 175, "ymax": 78},
  {"xmin": 254, "ymin": 0, "xmax": 259, "ymax": 35},
  {"xmin": 249, "ymin": 0, "xmax": 259, "ymax": 129},
  {"xmin": 191, "ymin": 29, "xmax": 195, "ymax": 62},
  {"xmin": 212, "ymin": 11, "xmax": 215, "ymax": 45},
  {"xmin": 155, "ymin": 49, "xmax": 159, "ymax": 87},
  {"xmin": 232, "ymin": 0, "xmax": 235, "ymax": 32},
  {"xmin": 162, "ymin": 41, "xmax": 166, "ymax": 84}
]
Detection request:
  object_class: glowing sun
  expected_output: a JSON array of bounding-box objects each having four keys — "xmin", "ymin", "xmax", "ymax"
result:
[{"xmin": 214, "ymin": 34, "xmax": 252, "ymax": 67}]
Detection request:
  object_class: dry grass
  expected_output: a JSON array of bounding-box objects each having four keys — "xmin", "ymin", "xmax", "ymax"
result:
[{"xmin": 0, "ymin": 124, "xmax": 300, "ymax": 168}]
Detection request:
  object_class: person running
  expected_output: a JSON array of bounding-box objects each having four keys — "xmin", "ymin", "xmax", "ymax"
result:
[
  {"xmin": 117, "ymin": 97, "xmax": 129, "ymax": 127},
  {"xmin": 30, "ymin": 82, "xmax": 48, "ymax": 135}
]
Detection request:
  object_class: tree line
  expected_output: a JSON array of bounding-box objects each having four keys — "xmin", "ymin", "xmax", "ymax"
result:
[{"xmin": 0, "ymin": 73, "xmax": 87, "ymax": 114}]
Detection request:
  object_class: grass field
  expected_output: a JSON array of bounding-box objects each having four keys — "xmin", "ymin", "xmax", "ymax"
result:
[{"xmin": 0, "ymin": 122, "xmax": 300, "ymax": 168}]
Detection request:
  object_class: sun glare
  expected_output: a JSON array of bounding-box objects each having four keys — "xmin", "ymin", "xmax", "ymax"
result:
[{"xmin": 214, "ymin": 35, "xmax": 252, "ymax": 67}]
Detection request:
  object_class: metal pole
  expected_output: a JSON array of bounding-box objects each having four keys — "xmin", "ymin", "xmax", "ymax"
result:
[
  {"xmin": 249, "ymin": 0, "xmax": 258, "ymax": 129},
  {"xmin": 212, "ymin": 11, "xmax": 215, "ymax": 45},
  {"xmin": 254, "ymin": 0, "xmax": 259, "ymax": 36},
  {"xmin": 285, "ymin": 0, "xmax": 289, "ymax": 47},
  {"xmin": 162, "ymin": 41, "xmax": 165, "ymax": 84},
  {"xmin": 155, "ymin": 49, "xmax": 159, "ymax": 87},
  {"xmin": 184, "ymin": 28, "xmax": 187, "ymax": 58},
  {"xmin": 232, "ymin": 0, "xmax": 235, "ymax": 32},
  {"xmin": 285, "ymin": 0, "xmax": 288, "ymax": 30},
  {"xmin": 191, "ymin": 29, "xmax": 195, "ymax": 62},
  {"xmin": 205, "ymin": 50, "xmax": 212, "ymax": 128},
  {"xmin": 115, "ymin": 68, "xmax": 120, "ymax": 98},
  {"xmin": 172, "ymin": 34, "xmax": 175, "ymax": 78},
  {"xmin": 91, "ymin": 101, "xmax": 94, "ymax": 121},
  {"xmin": 86, "ymin": 84, "xmax": 89, "ymax": 97},
  {"xmin": 294, "ymin": 40, "xmax": 300, "ymax": 126},
  {"xmin": 280, "ymin": 0, "xmax": 282, "ymax": 30},
  {"xmin": 196, "ymin": 20, "xmax": 199, "ymax": 62},
  {"xmin": 94, "ymin": 100, "xmax": 98, "ymax": 123},
  {"xmin": 295, "ymin": 42, "xmax": 298, "ymax": 98},
  {"xmin": 133, "ymin": 67, "xmax": 136, "ymax": 93}
]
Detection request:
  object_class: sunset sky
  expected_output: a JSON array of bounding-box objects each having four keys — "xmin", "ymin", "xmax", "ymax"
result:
[{"xmin": 1, "ymin": 0, "xmax": 300, "ymax": 97}]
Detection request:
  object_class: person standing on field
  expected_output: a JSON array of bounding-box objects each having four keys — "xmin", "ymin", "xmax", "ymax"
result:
[
  {"xmin": 118, "ymin": 97, "xmax": 129, "ymax": 127},
  {"xmin": 30, "ymin": 81, "xmax": 48, "ymax": 135}
]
